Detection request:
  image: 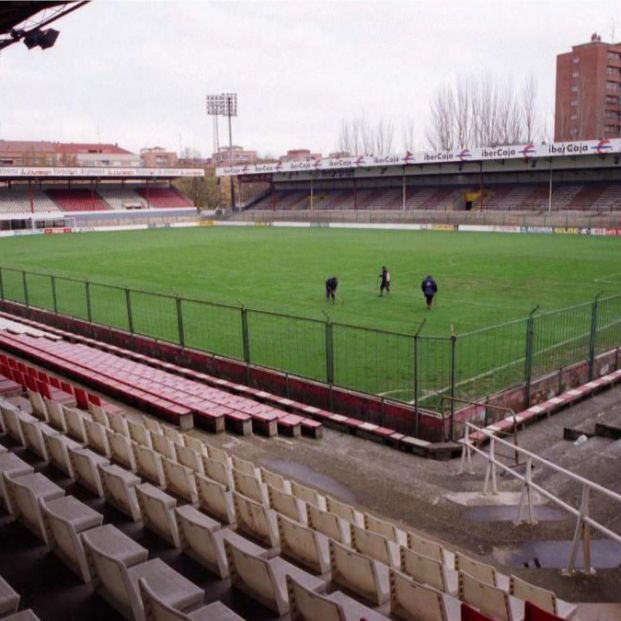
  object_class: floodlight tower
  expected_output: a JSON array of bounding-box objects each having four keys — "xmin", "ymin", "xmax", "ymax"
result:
[{"xmin": 206, "ymin": 92, "xmax": 238, "ymax": 210}]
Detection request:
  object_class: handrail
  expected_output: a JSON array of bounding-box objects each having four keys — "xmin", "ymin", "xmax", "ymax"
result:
[{"xmin": 459, "ymin": 422, "xmax": 621, "ymax": 574}]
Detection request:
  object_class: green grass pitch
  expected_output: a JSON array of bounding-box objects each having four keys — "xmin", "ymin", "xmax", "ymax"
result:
[{"xmin": 0, "ymin": 227, "xmax": 620, "ymax": 403}]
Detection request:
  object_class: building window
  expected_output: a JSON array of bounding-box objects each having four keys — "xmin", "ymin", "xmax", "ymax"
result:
[
  {"xmin": 571, "ymin": 71, "xmax": 579, "ymax": 78},
  {"xmin": 571, "ymin": 86, "xmax": 578, "ymax": 92},
  {"xmin": 570, "ymin": 114, "xmax": 578, "ymax": 120},
  {"xmin": 570, "ymin": 100, "xmax": 578, "ymax": 107},
  {"xmin": 572, "ymin": 57, "xmax": 580, "ymax": 64}
]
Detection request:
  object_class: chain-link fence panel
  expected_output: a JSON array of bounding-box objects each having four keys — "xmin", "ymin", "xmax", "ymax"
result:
[
  {"xmin": 246, "ymin": 310, "xmax": 326, "ymax": 381},
  {"xmin": 1, "ymin": 269, "xmax": 26, "ymax": 304},
  {"xmin": 181, "ymin": 299, "xmax": 243, "ymax": 360},
  {"xmin": 332, "ymin": 323, "xmax": 414, "ymax": 398},
  {"xmin": 596, "ymin": 294, "xmax": 621, "ymax": 356},
  {"xmin": 415, "ymin": 336, "xmax": 452, "ymax": 412},
  {"xmin": 54, "ymin": 277, "xmax": 89, "ymax": 320},
  {"xmin": 89, "ymin": 283, "xmax": 130, "ymax": 331},
  {"xmin": 130, "ymin": 290, "xmax": 179, "ymax": 343},
  {"xmin": 23, "ymin": 272, "xmax": 54, "ymax": 311},
  {"xmin": 531, "ymin": 302, "xmax": 592, "ymax": 378},
  {"xmin": 455, "ymin": 318, "xmax": 528, "ymax": 403}
]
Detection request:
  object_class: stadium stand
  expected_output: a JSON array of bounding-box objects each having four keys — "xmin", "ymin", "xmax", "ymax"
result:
[
  {"xmin": 0, "ymin": 362, "xmax": 592, "ymax": 620},
  {"xmin": 135, "ymin": 186, "xmax": 194, "ymax": 208},
  {"xmin": 45, "ymin": 188, "xmax": 110, "ymax": 212},
  {"xmin": 94, "ymin": 185, "xmax": 147, "ymax": 210},
  {"xmin": 0, "ymin": 186, "xmax": 59, "ymax": 213}
]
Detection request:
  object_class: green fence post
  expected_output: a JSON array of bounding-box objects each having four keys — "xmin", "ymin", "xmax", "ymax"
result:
[
  {"xmin": 241, "ymin": 306, "xmax": 250, "ymax": 364},
  {"xmin": 85, "ymin": 280, "xmax": 92, "ymax": 323},
  {"xmin": 51, "ymin": 275, "xmax": 58, "ymax": 313},
  {"xmin": 413, "ymin": 319, "xmax": 426, "ymax": 437},
  {"xmin": 524, "ymin": 306, "xmax": 539, "ymax": 408},
  {"xmin": 588, "ymin": 293, "xmax": 602, "ymax": 381},
  {"xmin": 125, "ymin": 288, "xmax": 134, "ymax": 333},
  {"xmin": 449, "ymin": 325, "xmax": 457, "ymax": 442},
  {"xmin": 22, "ymin": 271, "xmax": 29, "ymax": 307},
  {"xmin": 0, "ymin": 267, "xmax": 4, "ymax": 300},
  {"xmin": 176, "ymin": 297, "xmax": 185, "ymax": 348}
]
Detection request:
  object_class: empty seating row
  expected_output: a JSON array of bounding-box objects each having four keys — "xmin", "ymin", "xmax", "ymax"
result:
[{"xmin": 0, "ymin": 574, "xmax": 40, "ymax": 620}]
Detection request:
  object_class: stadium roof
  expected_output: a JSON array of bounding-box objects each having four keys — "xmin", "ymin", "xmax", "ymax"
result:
[
  {"xmin": 0, "ymin": 140, "xmax": 133, "ymax": 156},
  {"xmin": 0, "ymin": 2, "xmax": 67, "ymax": 34}
]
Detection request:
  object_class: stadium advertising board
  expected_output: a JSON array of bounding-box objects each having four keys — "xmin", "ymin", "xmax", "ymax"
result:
[
  {"xmin": 0, "ymin": 167, "xmax": 204, "ymax": 178},
  {"xmin": 216, "ymin": 138, "xmax": 621, "ymax": 177}
]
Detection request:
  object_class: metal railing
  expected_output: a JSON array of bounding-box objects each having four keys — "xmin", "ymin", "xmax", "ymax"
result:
[
  {"xmin": 459, "ymin": 423, "xmax": 621, "ymax": 574},
  {"xmin": 0, "ymin": 264, "xmax": 619, "ymax": 428}
]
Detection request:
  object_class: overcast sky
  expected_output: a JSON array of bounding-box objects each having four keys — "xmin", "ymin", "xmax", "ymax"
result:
[{"xmin": 0, "ymin": 0, "xmax": 619, "ymax": 157}]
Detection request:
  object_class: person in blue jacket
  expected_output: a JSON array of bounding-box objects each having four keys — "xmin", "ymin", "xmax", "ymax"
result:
[{"xmin": 421, "ymin": 275, "xmax": 437, "ymax": 309}]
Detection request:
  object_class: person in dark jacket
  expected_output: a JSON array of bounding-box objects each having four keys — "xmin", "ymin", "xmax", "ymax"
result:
[
  {"xmin": 421, "ymin": 275, "xmax": 437, "ymax": 309},
  {"xmin": 325, "ymin": 276, "xmax": 338, "ymax": 303},
  {"xmin": 378, "ymin": 266, "xmax": 391, "ymax": 296}
]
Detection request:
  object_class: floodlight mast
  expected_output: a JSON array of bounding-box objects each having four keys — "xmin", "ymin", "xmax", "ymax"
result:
[{"xmin": 206, "ymin": 92, "xmax": 238, "ymax": 210}]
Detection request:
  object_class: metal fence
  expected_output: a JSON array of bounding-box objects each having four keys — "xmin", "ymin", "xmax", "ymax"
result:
[{"xmin": 0, "ymin": 265, "xmax": 619, "ymax": 419}]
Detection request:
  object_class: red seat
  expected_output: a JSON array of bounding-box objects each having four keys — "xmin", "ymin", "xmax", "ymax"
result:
[
  {"xmin": 61, "ymin": 381, "xmax": 74, "ymax": 395},
  {"xmin": 37, "ymin": 380, "xmax": 52, "ymax": 400},
  {"xmin": 461, "ymin": 603, "xmax": 496, "ymax": 621},
  {"xmin": 74, "ymin": 387, "xmax": 89, "ymax": 410},
  {"xmin": 524, "ymin": 602, "xmax": 564, "ymax": 621},
  {"xmin": 49, "ymin": 376, "xmax": 61, "ymax": 389}
]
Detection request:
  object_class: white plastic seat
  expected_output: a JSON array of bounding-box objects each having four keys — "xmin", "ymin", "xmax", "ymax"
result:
[
  {"xmin": 162, "ymin": 426, "xmax": 185, "ymax": 446},
  {"xmin": 133, "ymin": 444, "xmax": 166, "ymax": 487},
  {"xmin": 307, "ymin": 504, "xmax": 351, "ymax": 545},
  {"xmin": 84, "ymin": 419, "xmax": 111, "ymax": 457},
  {"xmin": 0, "ymin": 453, "xmax": 34, "ymax": 512},
  {"xmin": 390, "ymin": 567, "xmax": 457, "ymax": 621},
  {"xmin": 351, "ymin": 523, "xmax": 400, "ymax": 568},
  {"xmin": 88, "ymin": 402, "xmax": 111, "ymax": 428},
  {"xmin": 268, "ymin": 485, "xmax": 307, "ymax": 523},
  {"xmin": 260, "ymin": 467, "xmax": 291, "ymax": 493},
  {"xmin": 128, "ymin": 420, "xmax": 153, "ymax": 448},
  {"xmin": 136, "ymin": 483, "xmax": 180, "ymax": 547},
  {"xmin": 41, "ymin": 495, "xmax": 104, "ymax": 582},
  {"xmin": 82, "ymin": 523, "xmax": 148, "ymax": 568},
  {"xmin": 201, "ymin": 455, "xmax": 234, "ymax": 490},
  {"xmin": 162, "ymin": 458, "xmax": 198, "ymax": 505},
  {"xmin": 0, "ymin": 574, "xmax": 20, "ymax": 616},
  {"xmin": 139, "ymin": 578, "xmax": 244, "ymax": 621},
  {"xmin": 176, "ymin": 504, "xmax": 264, "ymax": 579},
  {"xmin": 458, "ymin": 571, "xmax": 518, "ymax": 621},
  {"xmin": 27, "ymin": 389, "xmax": 48, "ymax": 421},
  {"xmin": 175, "ymin": 445, "xmax": 204, "ymax": 474},
  {"xmin": 22, "ymin": 419, "xmax": 57, "ymax": 462},
  {"xmin": 183, "ymin": 435, "xmax": 207, "ymax": 456},
  {"xmin": 152, "ymin": 433, "xmax": 177, "ymax": 461},
  {"xmin": 196, "ymin": 473, "xmax": 236, "ymax": 525},
  {"xmin": 364, "ymin": 512, "xmax": 406, "ymax": 546},
  {"xmin": 3, "ymin": 471, "xmax": 64, "ymax": 541},
  {"xmin": 45, "ymin": 398, "xmax": 67, "ymax": 432},
  {"xmin": 326, "ymin": 495, "xmax": 364, "ymax": 527},
  {"xmin": 233, "ymin": 491, "xmax": 279, "ymax": 549},
  {"xmin": 291, "ymin": 480, "xmax": 326, "ymax": 510},
  {"xmin": 2, "ymin": 610, "xmax": 42, "ymax": 620},
  {"xmin": 329, "ymin": 539, "xmax": 390, "ymax": 607},
  {"xmin": 3, "ymin": 407, "xmax": 36, "ymax": 447},
  {"xmin": 107, "ymin": 429, "xmax": 137, "ymax": 471},
  {"xmin": 400, "ymin": 547, "xmax": 458, "ymax": 596},
  {"xmin": 224, "ymin": 536, "xmax": 325, "ymax": 616},
  {"xmin": 287, "ymin": 574, "xmax": 388, "ymax": 621},
  {"xmin": 99, "ymin": 463, "xmax": 142, "ymax": 521},
  {"xmin": 204, "ymin": 443, "xmax": 230, "ymax": 466},
  {"xmin": 109, "ymin": 414, "xmax": 130, "ymax": 437},
  {"xmin": 84, "ymin": 538, "xmax": 203, "ymax": 621},
  {"xmin": 64, "ymin": 406, "xmax": 90, "ymax": 443},
  {"xmin": 510, "ymin": 574, "xmax": 577, "ymax": 619},
  {"xmin": 68, "ymin": 446, "xmax": 110, "ymax": 498},
  {"xmin": 454, "ymin": 551, "xmax": 509, "ymax": 590},
  {"xmin": 407, "ymin": 531, "xmax": 454, "ymax": 567},
  {"xmin": 231, "ymin": 455, "xmax": 258, "ymax": 478},
  {"xmin": 276, "ymin": 513, "xmax": 330, "ymax": 575},
  {"xmin": 44, "ymin": 432, "xmax": 82, "ymax": 478},
  {"xmin": 233, "ymin": 469, "xmax": 269, "ymax": 505},
  {"xmin": 142, "ymin": 416, "xmax": 163, "ymax": 435}
]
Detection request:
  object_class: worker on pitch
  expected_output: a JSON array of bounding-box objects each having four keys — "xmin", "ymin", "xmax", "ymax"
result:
[
  {"xmin": 378, "ymin": 266, "xmax": 391, "ymax": 296},
  {"xmin": 421, "ymin": 274, "xmax": 438, "ymax": 309},
  {"xmin": 325, "ymin": 276, "xmax": 338, "ymax": 304}
]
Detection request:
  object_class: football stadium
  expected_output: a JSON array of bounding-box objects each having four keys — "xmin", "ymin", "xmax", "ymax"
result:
[{"xmin": 0, "ymin": 1, "xmax": 620, "ymax": 620}]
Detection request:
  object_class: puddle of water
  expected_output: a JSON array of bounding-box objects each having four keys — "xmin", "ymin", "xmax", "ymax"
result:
[
  {"xmin": 465, "ymin": 505, "xmax": 566, "ymax": 522},
  {"xmin": 492, "ymin": 539, "xmax": 621, "ymax": 569},
  {"xmin": 262, "ymin": 458, "xmax": 357, "ymax": 503}
]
